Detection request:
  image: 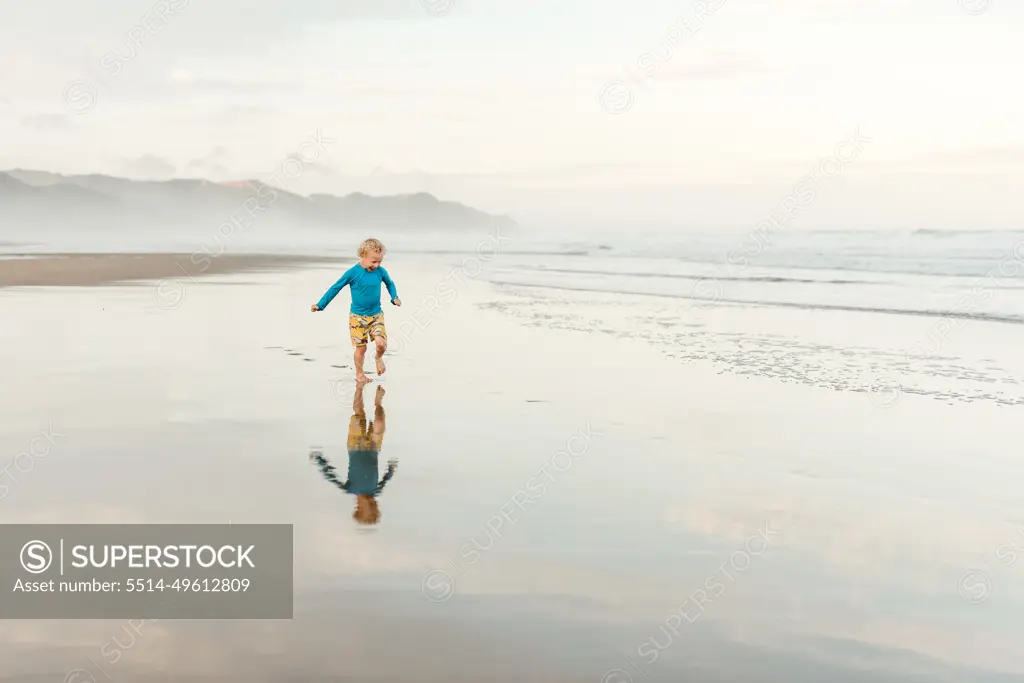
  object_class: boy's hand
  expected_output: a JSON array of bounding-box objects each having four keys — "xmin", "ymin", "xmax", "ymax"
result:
[
  {"xmin": 392, "ymin": 298, "xmax": 401, "ymax": 307},
  {"xmin": 310, "ymin": 304, "xmax": 320, "ymax": 312}
]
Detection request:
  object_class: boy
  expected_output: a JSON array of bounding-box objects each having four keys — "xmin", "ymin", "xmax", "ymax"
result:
[
  {"xmin": 309, "ymin": 384, "xmax": 397, "ymax": 525},
  {"xmin": 312, "ymin": 238, "xmax": 401, "ymax": 383}
]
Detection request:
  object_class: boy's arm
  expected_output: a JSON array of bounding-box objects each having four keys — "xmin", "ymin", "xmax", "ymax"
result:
[
  {"xmin": 310, "ymin": 451, "xmax": 351, "ymax": 491},
  {"xmin": 380, "ymin": 267, "xmax": 399, "ymax": 304},
  {"xmin": 376, "ymin": 460, "xmax": 397, "ymax": 494},
  {"xmin": 314, "ymin": 269, "xmax": 353, "ymax": 310}
]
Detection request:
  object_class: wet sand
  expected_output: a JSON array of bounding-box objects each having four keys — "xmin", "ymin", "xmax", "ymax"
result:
[
  {"xmin": 0, "ymin": 252, "xmax": 343, "ymax": 288},
  {"xmin": 1, "ymin": 256, "xmax": 1021, "ymax": 682}
]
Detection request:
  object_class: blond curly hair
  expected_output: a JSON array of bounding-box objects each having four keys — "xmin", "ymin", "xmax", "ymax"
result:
[
  {"xmin": 358, "ymin": 238, "xmax": 386, "ymax": 257},
  {"xmin": 354, "ymin": 495, "xmax": 381, "ymax": 525}
]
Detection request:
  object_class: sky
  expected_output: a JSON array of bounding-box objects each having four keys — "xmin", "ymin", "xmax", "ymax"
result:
[{"xmin": 0, "ymin": 0, "xmax": 1022, "ymax": 229}]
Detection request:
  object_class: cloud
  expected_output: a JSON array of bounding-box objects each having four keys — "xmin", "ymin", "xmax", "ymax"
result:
[
  {"xmin": 121, "ymin": 154, "xmax": 176, "ymax": 179},
  {"xmin": 3, "ymin": 0, "xmax": 430, "ymax": 34},
  {"xmin": 183, "ymin": 145, "xmax": 339, "ymax": 183},
  {"xmin": 655, "ymin": 53, "xmax": 794, "ymax": 81},
  {"xmin": 20, "ymin": 114, "xmax": 75, "ymax": 132},
  {"xmin": 859, "ymin": 147, "xmax": 1024, "ymax": 173},
  {"xmin": 183, "ymin": 0, "xmax": 431, "ymax": 24},
  {"xmin": 208, "ymin": 145, "xmax": 231, "ymax": 162},
  {"xmin": 287, "ymin": 159, "xmax": 337, "ymax": 177},
  {"xmin": 166, "ymin": 72, "xmax": 300, "ymax": 95},
  {"xmin": 184, "ymin": 159, "xmax": 230, "ymax": 178},
  {"xmin": 184, "ymin": 146, "xmax": 235, "ymax": 178},
  {"xmin": 202, "ymin": 105, "xmax": 278, "ymax": 125},
  {"xmin": 924, "ymin": 147, "xmax": 1024, "ymax": 165}
]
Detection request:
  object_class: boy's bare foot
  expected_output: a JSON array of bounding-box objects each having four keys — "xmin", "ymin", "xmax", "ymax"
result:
[
  {"xmin": 376, "ymin": 357, "xmax": 386, "ymax": 376},
  {"xmin": 356, "ymin": 373, "xmax": 373, "ymax": 384}
]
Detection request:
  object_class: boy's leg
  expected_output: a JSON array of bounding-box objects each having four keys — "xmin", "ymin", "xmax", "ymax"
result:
[
  {"xmin": 348, "ymin": 385, "xmax": 372, "ymax": 450},
  {"xmin": 348, "ymin": 415, "xmax": 370, "ymax": 450},
  {"xmin": 373, "ymin": 336, "xmax": 386, "ymax": 376},
  {"xmin": 354, "ymin": 346, "xmax": 369, "ymax": 382},
  {"xmin": 352, "ymin": 383, "xmax": 366, "ymax": 416},
  {"xmin": 370, "ymin": 387, "xmax": 385, "ymax": 451},
  {"xmin": 369, "ymin": 314, "xmax": 388, "ymax": 376},
  {"xmin": 350, "ymin": 314, "xmax": 372, "ymax": 382}
]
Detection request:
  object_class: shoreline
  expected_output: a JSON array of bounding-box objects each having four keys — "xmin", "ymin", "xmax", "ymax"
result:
[{"xmin": 0, "ymin": 253, "xmax": 344, "ymax": 288}]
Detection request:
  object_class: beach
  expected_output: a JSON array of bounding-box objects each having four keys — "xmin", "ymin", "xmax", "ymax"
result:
[
  {"xmin": 1, "ymin": 241, "xmax": 1023, "ymax": 682},
  {"xmin": 0, "ymin": 252, "xmax": 342, "ymax": 288}
]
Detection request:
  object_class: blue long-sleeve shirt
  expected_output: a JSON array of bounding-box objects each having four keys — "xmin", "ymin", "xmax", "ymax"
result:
[
  {"xmin": 310, "ymin": 451, "xmax": 396, "ymax": 496},
  {"xmin": 317, "ymin": 265, "xmax": 398, "ymax": 316}
]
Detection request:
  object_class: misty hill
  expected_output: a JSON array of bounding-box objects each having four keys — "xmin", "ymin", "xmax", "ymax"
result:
[{"xmin": 0, "ymin": 169, "xmax": 516, "ymax": 233}]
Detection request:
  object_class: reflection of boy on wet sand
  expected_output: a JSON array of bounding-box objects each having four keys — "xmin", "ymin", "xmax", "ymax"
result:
[{"xmin": 310, "ymin": 384, "xmax": 396, "ymax": 525}]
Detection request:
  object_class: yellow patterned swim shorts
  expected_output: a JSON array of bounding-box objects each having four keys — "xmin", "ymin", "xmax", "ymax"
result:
[
  {"xmin": 349, "ymin": 312, "xmax": 386, "ymax": 347},
  {"xmin": 348, "ymin": 414, "xmax": 384, "ymax": 452}
]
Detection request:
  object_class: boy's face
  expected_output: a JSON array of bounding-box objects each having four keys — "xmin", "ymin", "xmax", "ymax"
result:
[{"xmin": 360, "ymin": 250, "xmax": 384, "ymax": 271}]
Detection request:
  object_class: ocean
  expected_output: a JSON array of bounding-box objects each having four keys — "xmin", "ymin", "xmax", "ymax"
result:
[
  {"xmin": 474, "ymin": 228, "xmax": 1024, "ymax": 323},
  {"xmin": 447, "ymin": 228, "xmax": 1024, "ymax": 409}
]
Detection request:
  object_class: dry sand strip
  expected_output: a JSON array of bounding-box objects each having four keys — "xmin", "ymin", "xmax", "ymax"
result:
[{"xmin": 0, "ymin": 253, "xmax": 344, "ymax": 288}]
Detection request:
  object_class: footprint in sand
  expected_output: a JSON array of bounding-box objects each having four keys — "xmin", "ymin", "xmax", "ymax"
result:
[{"xmin": 272, "ymin": 347, "xmax": 358, "ymax": 370}]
